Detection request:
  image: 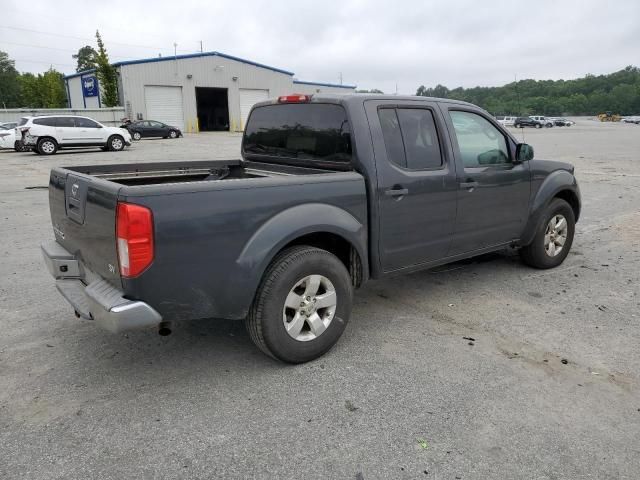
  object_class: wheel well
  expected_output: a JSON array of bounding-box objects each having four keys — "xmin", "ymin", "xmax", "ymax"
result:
[
  {"xmin": 283, "ymin": 232, "xmax": 364, "ymax": 287},
  {"xmin": 554, "ymin": 190, "xmax": 580, "ymax": 221}
]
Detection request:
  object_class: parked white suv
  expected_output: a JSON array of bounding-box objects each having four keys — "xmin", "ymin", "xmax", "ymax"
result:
[
  {"xmin": 529, "ymin": 115, "xmax": 554, "ymax": 128},
  {"xmin": 18, "ymin": 115, "xmax": 132, "ymax": 155},
  {"xmin": 495, "ymin": 115, "xmax": 517, "ymax": 127}
]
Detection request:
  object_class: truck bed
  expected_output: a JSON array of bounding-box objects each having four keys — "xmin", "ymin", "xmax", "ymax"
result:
[
  {"xmin": 47, "ymin": 158, "xmax": 367, "ymax": 322},
  {"xmin": 65, "ymin": 160, "xmax": 336, "ymax": 186}
]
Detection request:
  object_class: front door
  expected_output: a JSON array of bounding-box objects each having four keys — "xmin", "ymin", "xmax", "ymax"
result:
[
  {"xmin": 147, "ymin": 121, "xmax": 166, "ymax": 137},
  {"xmin": 365, "ymin": 100, "xmax": 458, "ymax": 273},
  {"xmin": 442, "ymin": 107, "xmax": 531, "ymax": 255}
]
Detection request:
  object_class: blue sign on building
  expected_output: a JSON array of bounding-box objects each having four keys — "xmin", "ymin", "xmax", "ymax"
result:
[{"xmin": 82, "ymin": 75, "xmax": 99, "ymax": 97}]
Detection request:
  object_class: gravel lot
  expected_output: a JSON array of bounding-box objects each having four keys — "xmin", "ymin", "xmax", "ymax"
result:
[{"xmin": 1, "ymin": 121, "xmax": 639, "ymax": 479}]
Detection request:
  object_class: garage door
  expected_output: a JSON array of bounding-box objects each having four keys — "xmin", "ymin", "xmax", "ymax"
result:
[
  {"xmin": 144, "ymin": 86, "xmax": 184, "ymax": 130},
  {"xmin": 239, "ymin": 89, "xmax": 270, "ymax": 130}
]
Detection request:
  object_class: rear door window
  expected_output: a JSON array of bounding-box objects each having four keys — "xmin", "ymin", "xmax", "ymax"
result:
[
  {"xmin": 243, "ymin": 103, "xmax": 351, "ymax": 169},
  {"xmin": 56, "ymin": 117, "xmax": 76, "ymax": 127},
  {"xmin": 378, "ymin": 107, "xmax": 443, "ymax": 170}
]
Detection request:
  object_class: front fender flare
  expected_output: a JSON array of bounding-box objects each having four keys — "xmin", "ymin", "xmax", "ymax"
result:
[{"xmin": 521, "ymin": 170, "xmax": 580, "ymax": 246}]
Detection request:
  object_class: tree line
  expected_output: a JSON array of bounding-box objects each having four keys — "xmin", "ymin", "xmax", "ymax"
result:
[
  {"xmin": 0, "ymin": 30, "xmax": 119, "ymax": 109},
  {"xmin": 416, "ymin": 66, "xmax": 640, "ymax": 116}
]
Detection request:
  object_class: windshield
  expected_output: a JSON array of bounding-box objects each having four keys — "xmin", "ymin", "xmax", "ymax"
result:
[{"xmin": 243, "ymin": 103, "xmax": 352, "ymax": 170}]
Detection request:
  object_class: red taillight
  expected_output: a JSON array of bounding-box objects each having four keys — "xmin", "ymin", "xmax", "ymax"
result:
[
  {"xmin": 116, "ymin": 202, "xmax": 154, "ymax": 278},
  {"xmin": 277, "ymin": 94, "xmax": 311, "ymax": 103}
]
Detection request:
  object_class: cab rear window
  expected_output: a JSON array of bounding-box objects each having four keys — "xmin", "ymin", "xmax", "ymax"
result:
[{"xmin": 243, "ymin": 103, "xmax": 352, "ymax": 169}]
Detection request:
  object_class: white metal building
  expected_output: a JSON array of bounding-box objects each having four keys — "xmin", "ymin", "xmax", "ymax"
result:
[{"xmin": 64, "ymin": 51, "xmax": 356, "ymax": 132}]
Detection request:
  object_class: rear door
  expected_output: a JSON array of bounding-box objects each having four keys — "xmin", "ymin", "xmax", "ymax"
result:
[
  {"xmin": 365, "ymin": 99, "xmax": 458, "ymax": 272},
  {"xmin": 442, "ymin": 107, "xmax": 530, "ymax": 254},
  {"xmin": 53, "ymin": 116, "xmax": 78, "ymax": 143}
]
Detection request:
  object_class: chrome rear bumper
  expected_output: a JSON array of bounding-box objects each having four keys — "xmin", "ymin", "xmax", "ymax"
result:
[{"xmin": 41, "ymin": 240, "xmax": 162, "ymax": 333}]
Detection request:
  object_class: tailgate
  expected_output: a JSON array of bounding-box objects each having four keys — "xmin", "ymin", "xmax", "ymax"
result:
[{"xmin": 49, "ymin": 168, "xmax": 122, "ymax": 287}]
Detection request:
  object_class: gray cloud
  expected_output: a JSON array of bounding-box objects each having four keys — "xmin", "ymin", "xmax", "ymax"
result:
[{"xmin": 1, "ymin": 0, "xmax": 638, "ymax": 94}]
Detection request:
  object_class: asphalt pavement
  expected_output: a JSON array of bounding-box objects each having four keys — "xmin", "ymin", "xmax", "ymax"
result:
[{"xmin": 1, "ymin": 121, "xmax": 638, "ymax": 479}]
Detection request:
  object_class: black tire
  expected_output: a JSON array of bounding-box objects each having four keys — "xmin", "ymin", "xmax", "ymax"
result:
[
  {"xmin": 132, "ymin": 131, "xmax": 142, "ymax": 141},
  {"xmin": 535, "ymin": 123, "xmax": 542, "ymax": 129},
  {"xmin": 520, "ymin": 198, "xmax": 575, "ymax": 269},
  {"xmin": 246, "ymin": 246, "xmax": 353, "ymax": 363},
  {"xmin": 14, "ymin": 140, "xmax": 28, "ymax": 152},
  {"xmin": 168, "ymin": 130, "xmax": 178, "ymax": 139},
  {"xmin": 37, "ymin": 137, "xmax": 57, "ymax": 155},
  {"xmin": 107, "ymin": 135, "xmax": 125, "ymax": 151}
]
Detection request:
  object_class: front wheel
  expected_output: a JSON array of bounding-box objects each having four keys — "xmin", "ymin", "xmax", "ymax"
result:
[
  {"xmin": 14, "ymin": 140, "xmax": 29, "ymax": 152},
  {"xmin": 246, "ymin": 246, "xmax": 353, "ymax": 363},
  {"xmin": 168, "ymin": 130, "xmax": 178, "ymax": 138},
  {"xmin": 108, "ymin": 135, "xmax": 125, "ymax": 151},
  {"xmin": 520, "ymin": 198, "xmax": 575, "ymax": 269}
]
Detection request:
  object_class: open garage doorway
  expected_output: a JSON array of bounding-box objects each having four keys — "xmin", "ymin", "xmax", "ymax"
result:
[{"xmin": 196, "ymin": 87, "xmax": 229, "ymax": 131}]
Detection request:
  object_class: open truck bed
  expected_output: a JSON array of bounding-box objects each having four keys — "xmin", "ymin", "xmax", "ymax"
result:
[{"xmin": 64, "ymin": 159, "xmax": 334, "ymax": 186}]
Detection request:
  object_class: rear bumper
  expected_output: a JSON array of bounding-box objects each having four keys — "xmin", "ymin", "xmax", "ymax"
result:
[{"xmin": 41, "ymin": 240, "xmax": 162, "ymax": 333}]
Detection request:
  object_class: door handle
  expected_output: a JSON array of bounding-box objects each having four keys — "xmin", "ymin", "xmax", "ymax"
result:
[
  {"xmin": 385, "ymin": 187, "xmax": 409, "ymax": 197},
  {"xmin": 459, "ymin": 181, "xmax": 479, "ymax": 190}
]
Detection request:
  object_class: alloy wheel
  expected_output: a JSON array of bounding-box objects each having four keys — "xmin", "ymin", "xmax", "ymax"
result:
[{"xmin": 282, "ymin": 274, "xmax": 337, "ymax": 342}]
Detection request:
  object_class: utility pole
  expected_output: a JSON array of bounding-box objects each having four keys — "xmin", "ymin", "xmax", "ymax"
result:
[
  {"xmin": 339, "ymin": 72, "xmax": 342, "ymax": 85},
  {"xmin": 200, "ymin": 41, "xmax": 203, "ymax": 53},
  {"xmin": 174, "ymin": 42, "xmax": 178, "ymax": 58}
]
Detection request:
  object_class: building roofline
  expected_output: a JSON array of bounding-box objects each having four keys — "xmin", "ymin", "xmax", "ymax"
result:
[
  {"xmin": 293, "ymin": 79, "xmax": 357, "ymax": 89},
  {"xmin": 63, "ymin": 68, "xmax": 96, "ymax": 80},
  {"xmin": 110, "ymin": 51, "xmax": 294, "ymax": 75}
]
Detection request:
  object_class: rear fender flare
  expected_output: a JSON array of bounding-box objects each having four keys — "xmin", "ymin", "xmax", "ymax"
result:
[{"xmin": 236, "ymin": 203, "xmax": 367, "ymax": 306}]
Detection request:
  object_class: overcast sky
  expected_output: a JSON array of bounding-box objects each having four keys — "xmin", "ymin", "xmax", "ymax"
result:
[{"xmin": 1, "ymin": 0, "xmax": 638, "ymax": 94}]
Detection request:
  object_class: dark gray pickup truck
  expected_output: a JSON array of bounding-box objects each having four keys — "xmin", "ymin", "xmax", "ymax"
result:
[{"xmin": 42, "ymin": 93, "xmax": 580, "ymax": 363}]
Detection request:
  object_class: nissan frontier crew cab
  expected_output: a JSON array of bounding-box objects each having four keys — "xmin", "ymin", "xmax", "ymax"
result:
[{"xmin": 42, "ymin": 94, "xmax": 581, "ymax": 363}]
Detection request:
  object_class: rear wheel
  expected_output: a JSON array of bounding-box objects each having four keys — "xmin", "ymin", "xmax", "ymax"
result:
[
  {"xmin": 520, "ymin": 198, "xmax": 575, "ymax": 269},
  {"xmin": 246, "ymin": 246, "xmax": 353, "ymax": 363},
  {"xmin": 108, "ymin": 135, "xmax": 125, "ymax": 151},
  {"xmin": 37, "ymin": 137, "xmax": 57, "ymax": 155},
  {"xmin": 132, "ymin": 131, "xmax": 142, "ymax": 141},
  {"xmin": 536, "ymin": 123, "xmax": 542, "ymax": 129}
]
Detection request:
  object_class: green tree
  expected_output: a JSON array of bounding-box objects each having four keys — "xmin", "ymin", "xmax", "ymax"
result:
[
  {"xmin": 39, "ymin": 68, "xmax": 66, "ymax": 107},
  {"xmin": 18, "ymin": 72, "xmax": 41, "ymax": 107},
  {"xmin": 17, "ymin": 68, "xmax": 66, "ymax": 108},
  {"xmin": 415, "ymin": 66, "xmax": 640, "ymax": 116},
  {"xmin": 95, "ymin": 30, "xmax": 119, "ymax": 107},
  {"xmin": 0, "ymin": 50, "xmax": 21, "ymax": 107},
  {"xmin": 72, "ymin": 45, "xmax": 98, "ymax": 72}
]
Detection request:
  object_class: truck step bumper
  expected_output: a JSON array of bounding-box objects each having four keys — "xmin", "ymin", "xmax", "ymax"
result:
[{"xmin": 42, "ymin": 241, "xmax": 163, "ymax": 334}]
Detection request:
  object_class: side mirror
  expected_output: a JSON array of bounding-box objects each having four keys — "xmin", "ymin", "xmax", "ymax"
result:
[{"xmin": 516, "ymin": 143, "xmax": 534, "ymax": 162}]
